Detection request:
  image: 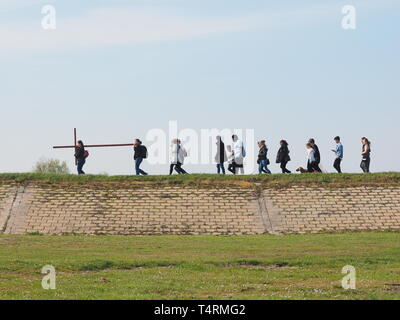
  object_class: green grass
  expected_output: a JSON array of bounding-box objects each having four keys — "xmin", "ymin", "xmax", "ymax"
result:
[
  {"xmin": 0, "ymin": 172, "xmax": 399, "ymax": 188},
  {"xmin": 0, "ymin": 232, "xmax": 399, "ymax": 300}
]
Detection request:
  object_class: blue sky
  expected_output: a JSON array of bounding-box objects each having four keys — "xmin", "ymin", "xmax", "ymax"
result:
[{"xmin": 1, "ymin": 0, "xmax": 399, "ymax": 175}]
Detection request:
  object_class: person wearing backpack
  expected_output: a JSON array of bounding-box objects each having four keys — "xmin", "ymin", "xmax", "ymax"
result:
[
  {"xmin": 232, "ymin": 135, "xmax": 245, "ymax": 174},
  {"xmin": 169, "ymin": 139, "xmax": 188, "ymax": 175},
  {"xmin": 74, "ymin": 140, "xmax": 87, "ymax": 175},
  {"xmin": 133, "ymin": 139, "xmax": 148, "ymax": 175}
]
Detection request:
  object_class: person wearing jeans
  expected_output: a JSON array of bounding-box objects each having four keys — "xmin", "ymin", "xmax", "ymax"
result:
[
  {"xmin": 257, "ymin": 140, "xmax": 271, "ymax": 174},
  {"xmin": 331, "ymin": 136, "xmax": 343, "ymax": 173},
  {"xmin": 215, "ymin": 136, "xmax": 227, "ymax": 174},
  {"xmin": 75, "ymin": 140, "xmax": 86, "ymax": 175},
  {"xmin": 133, "ymin": 139, "xmax": 148, "ymax": 175},
  {"xmin": 135, "ymin": 157, "xmax": 148, "ymax": 175},
  {"xmin": 217, "ymin": 163, "xmax": 225, "ymax": 174},
  {"xmin": 77, "ymin": 159, "xmax": 86, "ymax": 175}
]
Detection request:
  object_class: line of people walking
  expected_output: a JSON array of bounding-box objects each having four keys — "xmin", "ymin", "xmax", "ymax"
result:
[{"xmin": 73, "ymin": 136, "xmax": 372, "ymax": 175}]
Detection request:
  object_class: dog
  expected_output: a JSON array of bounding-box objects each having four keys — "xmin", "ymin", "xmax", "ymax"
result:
[{"xmin": 296, "ymin": 167, "xmax": 310, "ymax": 173}]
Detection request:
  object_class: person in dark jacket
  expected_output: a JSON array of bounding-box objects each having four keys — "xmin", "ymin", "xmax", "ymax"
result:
[
  {"xmin": 257, "ymin": 140, "xmax": 271, "ymax": 174},
  {"xmin": 133, "ymin": 139, "xmax": 148, "ymax": 175},
  {"xmin": 276, "ymin": 140, "xmax": 291, "ymax": 173},
  {"xmin": 308, "ymin": 138, "xmax": 322, "ymax": 172},
  {"xmin": 74, "ymin": 140, "xmax": 86, "ymax": 175},
  {"xmin": 215, "ymin": 136, "xmax": 227, "ymax": 174}
]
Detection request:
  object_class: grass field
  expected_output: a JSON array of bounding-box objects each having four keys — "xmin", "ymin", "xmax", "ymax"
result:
[{"xmin": 0, "ymin": 232, "xmax": 399, "ymax": 300}]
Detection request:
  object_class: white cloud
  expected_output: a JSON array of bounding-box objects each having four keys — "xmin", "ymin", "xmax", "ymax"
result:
[
  {"xmin": 0, "ymin": 7, "xmax": 265, "ymax": 53},
  {"xmin": 0, "ymin": 0, "xmax": 396, "ymax": 54}
]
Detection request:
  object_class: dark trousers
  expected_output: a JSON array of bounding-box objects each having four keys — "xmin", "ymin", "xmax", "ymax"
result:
[
  {"xmin": 308, "ymin": 161, "xmax": 322, "ymax": 172},
  {"xmin": 360, "ymin": 157, "xmax": 370, "ymax": 173},
  {"xmin": 135, "ymin": 158, "xmax": 148, "ymax": 175},
  {"xmin": 77, "ymin": 159, "xmax": 85, "ymax": 175},
  {"xmin": 228, "ymin": 162, "xmax": 236, "ymax": 174},
  {"xmin": 170, "ymin": 162, "xmax": 187, "ymax": 175},
  {"xmin": 333, "ymin": 158, "xmax": 342, "ymax": 173},
  {"xmin": 217, "ymin": 163, "xmax": 226, "ymax": 174},
  {"xmin": 307, "ymin": 161, "xmax": 321, "ymax": 173},
  {"xmin": 280, "ymin": 161, "xmax": 291, "ymax": 174}
]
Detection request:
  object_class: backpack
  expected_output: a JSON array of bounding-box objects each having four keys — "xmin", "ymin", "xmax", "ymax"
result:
[
  {"xmin": 242, "ymin": 146, "xmax": 246, "ymax": 158},
  {"xmin": 180, "ymin": 146, "xmax": 188, "ymax": 158},
  {"xmin": 142, "ymin": 146, "xmax": 148, "ymax": 159},
  {"xmin": 84, "ymin": 150, "xmax": 89, "ymax": 158}
]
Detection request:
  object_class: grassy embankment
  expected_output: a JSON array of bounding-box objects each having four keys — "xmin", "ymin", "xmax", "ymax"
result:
[{"xmin": 0, "ymin": 172, "xmax": 399, "ymax": 188}]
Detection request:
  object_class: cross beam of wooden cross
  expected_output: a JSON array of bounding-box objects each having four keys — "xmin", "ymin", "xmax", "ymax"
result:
[
  {"xmin": 53, "ymin": 128, "xmax": 134, "ymax": 164},
  {"xmin": 53, "ymin": 128, "xmax": 134, "ymax": 149},
  {"xmin": 53, "ymin": 143, "xmax": 134, "ymax": 149}
]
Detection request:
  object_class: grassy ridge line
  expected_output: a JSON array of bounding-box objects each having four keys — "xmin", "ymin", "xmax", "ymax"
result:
[{"xmin": 0, "ymin": 172, "xmax": 399, "ymax": 187}]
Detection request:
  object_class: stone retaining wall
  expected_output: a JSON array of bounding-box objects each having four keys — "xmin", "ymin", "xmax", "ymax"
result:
[{"xmin": 0, "ymin": 181, "xmax": 399, "ymax": 235}]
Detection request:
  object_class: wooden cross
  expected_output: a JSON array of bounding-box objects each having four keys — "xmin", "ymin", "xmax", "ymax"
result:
[{"xmin": 53, "ymin": 128, "xmax": 134, "ymax": 163}]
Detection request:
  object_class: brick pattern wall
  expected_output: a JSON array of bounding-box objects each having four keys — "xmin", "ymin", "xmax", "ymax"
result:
[
  {"xmin": 0, "ymin": 183, "xmax": 17, "ymax": 232},
  {"xmin": 263, "ymin": 186, "xmax": 400, "ymax": 234},
  {"xmin": 0, "ymin": 181, "xmax": 399, "ymax": 235},
  {"xmin": 2, "ymin": 184, "xmax": 265, "ymax": 235}
]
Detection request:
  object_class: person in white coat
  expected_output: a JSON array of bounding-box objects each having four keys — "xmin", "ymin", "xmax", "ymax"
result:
[
  {"xmin": 169, "ymin": 139, "xmax": 188, "ymax": 175},
  {"xmin": 232, "ymin": 135, "xmax": 245, "ymax": 174},
  {"xmin": 306, "ymin": 142, "xmax": 317, "ymax": 172},
  {"xmin": 226, "ymin": 145, "xmax": 236, "ymax": 174}
]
